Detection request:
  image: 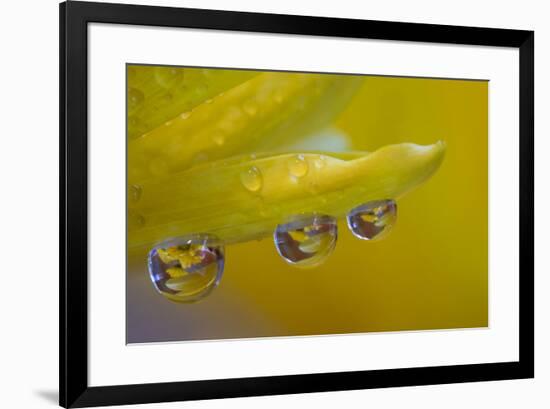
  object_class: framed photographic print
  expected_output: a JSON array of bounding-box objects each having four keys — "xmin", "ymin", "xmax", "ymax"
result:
[{"xmin": 60, "ymin": 1, "xmax": 534, "ymax": 407}]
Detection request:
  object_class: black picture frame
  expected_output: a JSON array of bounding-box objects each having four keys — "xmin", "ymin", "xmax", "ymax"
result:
[{"xmin": 60, "ymin": 1, "xmax": 534, "ymax": 407}]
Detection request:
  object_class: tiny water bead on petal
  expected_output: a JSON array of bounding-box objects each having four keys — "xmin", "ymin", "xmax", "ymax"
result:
[
  {"xmin": 127, "ymin": 87, "xmax": 144, "ymax": 111},
  {"xmin": 154, "ymin": 66, "xmax": 184, "ymax": 88},
  {"xmin": 274, "ymin": 215, "xmax": 337, "ymax": 268},
  {"xmin": 242, "ymin": 100, "xmax": 259, "ymax": 116},
  {"xmin": 148, "ymin": 234, "xmax": 225, "ymax": 303},
  {"xmin": 128, "ymin": 184, "xmax": 142, "ymax": 204},
  {"xmin": 240, "ymin": 166, "xmax": 263, "ymax": 192},
  {"xmin": 346, "ymin": 200, "xmax": 397, "ymax": 240},
  {"xmin": 211, "ymin": 131, "xmax": 225, "ymax": 146},
  {"xmin": 180, "ymin": 111, "xmax": 192, "ymax": 120},
  {"xmin": 313, "ymin": 155, "xmax": 327, "ymax": 170},
  {"xmin": 128, "ymin": 210, "xmax": 145, "ymax": 230},
  {"xmin": 287, "ymin": 154, "xmax": 309, "ymax": 178}
]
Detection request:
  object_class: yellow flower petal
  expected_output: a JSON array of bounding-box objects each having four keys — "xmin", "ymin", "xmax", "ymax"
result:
[
  {"xmin": 128, "ymin": 71, "xmax": 363, "ymax": 182},
  {"xmin": 127, "ymin": 66, "xmax": 257, "ymax": 140},
  {"xmin": 128, "ymin": 142, "xmax": 445, "ymax": 250}
]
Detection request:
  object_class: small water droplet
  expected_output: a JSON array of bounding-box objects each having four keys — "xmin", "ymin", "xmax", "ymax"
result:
[
  {"xmin": 148, "ymin": 234, "xmax": 224, "ymax": 303},
  {"xmin": 128, "ymin": 210, "xmax": 145, "ymax": 229},
  {"xmin": 347, "ymin": 200, "xmax": 397, "ymax": 240},
  {"xmin": 154, "ymin": 67, "xmax": 184, "ymax": 88},
  {"xmin": 128, "ymin": 88, "xmax": 144, "ymax": 110},
  {"xmin": 129, "ymin": 184, "xmax": 142, "ymax": 203},
  {"xmin": 314, "ymin": 155, "xmax": 327, "ymax": 169},
  {"xmin": 180, "ymin": 111, "xmax": 192, "ymax": 120},
  {"xmin": 205, "ymin": 98, "xmax": 213, "ymax": 104},
  {"xmin": 212, "ymin": 132, "xmax": 225, "ymax": 146},
  {"xmin": 128, "ymin": 116, "xmax": 148, "ymax": 139},
  {"xmin": 306, "ymin": 181, "xmax": 319, "ymax": 194},
  {"xmin": 240, "ymin": 166, "xmax": 263, "ymax": 192},
  {"xmin": 287, "ymin": 154, "xmax": 308, "ymax": 178},
  {"xmin": 243, "ymin": 100, "xmax": 259, "ymax": 116},
  {"xmin": 274, "ymin": 215, "xmax": 337, "ymax": 268}
]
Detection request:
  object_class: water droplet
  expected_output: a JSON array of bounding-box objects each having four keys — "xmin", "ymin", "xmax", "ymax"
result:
[
  {"xmin": 205, "ymin": 98, "xmax": 213, "ymax": 104},
  {"xmin": 128, "ymin": 116, "xmax": 149, "ymax": 139},
  {"xmin": 274, "ymin": 215, "xmax": 337, "ymax": 268},
  {"xmin": 128, "ymin": 210, "xmax": 145, "ymax": 229},
  {"xmin": 287, "ymin": 154, "xmax": 308, "ymax": 178},
  {"xmin": 148, "ymin": 234, "xmax": 224, "ymax": 303},
  {"xmin": 347, "ymin": 200, "xmax": 397, "ymax": 240},
  {"xmin": 314, "ymin": 155, "xmax": 327, "ymax": 169},
  {"xmin": 128, "ymin": 88, "xmax": 144, "ymax": 110},
  {"xmin": 129, "ymin": 184, "xmax": 142, "ymax": 203},
  {"xmin": 306, "ymin": 181, "xmax": 319, "ymax": 194},
  {"xmin": 180, "ymin": 111, "xmax": 192, "ymax": 120},
  {"xmin": 154, "ymin": 67, "xmax": 184, "ymax": 88},
  {"xmin": 243, "ymin": 100, "xmax": 259, "ymax": 116},
  {"xmin": 212, "ymin": 132, "xmax": 225, "ymax": 146},
  {"xmin": 240, "ymin": 166, "xmax": 263, "ymax": 192}
]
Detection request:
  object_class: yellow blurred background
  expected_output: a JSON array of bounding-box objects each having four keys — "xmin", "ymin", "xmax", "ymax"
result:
[{"xmin": 127, "ymin": 71, "xmax": 488, "ymax": 343}]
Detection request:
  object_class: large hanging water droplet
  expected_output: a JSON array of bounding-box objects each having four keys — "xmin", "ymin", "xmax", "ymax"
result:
[
  {"xmin": 274, "ymin": 215, "xmax": 337, "ymax": 268},
  {"xmin": 148, "ymin": 234, "xmax": 224, "ymax": 303},
  {"xmin": 347, "ymin": 200, "xmax": 397, "ymax": 240},
  {"xmin": 240, "ymin": 166, "xmax": 263, "ymax": 192}
]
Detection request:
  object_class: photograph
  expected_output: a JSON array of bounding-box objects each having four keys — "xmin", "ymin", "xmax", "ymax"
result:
[
  {"xmin": 126, "ymin": 65, "xmax": 488, "ymax": 343},
  {"xmin": 54, "ymin": 1, "xmax": 535, "ymax": 406}
]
